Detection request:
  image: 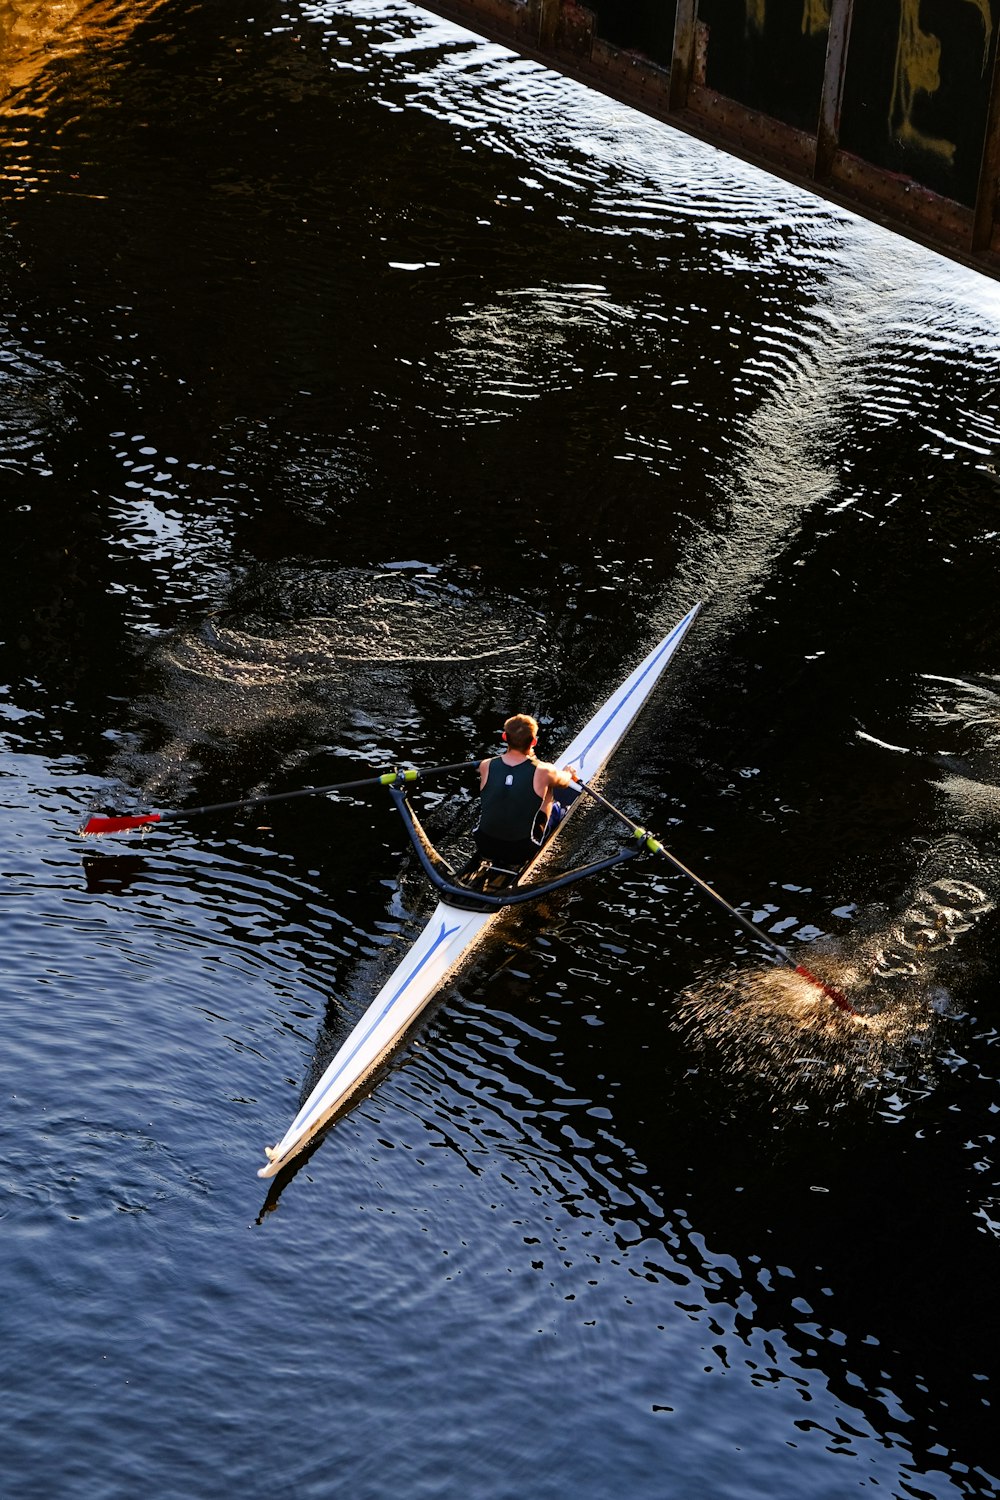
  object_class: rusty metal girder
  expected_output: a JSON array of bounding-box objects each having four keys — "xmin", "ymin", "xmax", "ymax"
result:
[{"xmin": 415, "ymin": 0, "xmax": 1000, "ymax": 282}]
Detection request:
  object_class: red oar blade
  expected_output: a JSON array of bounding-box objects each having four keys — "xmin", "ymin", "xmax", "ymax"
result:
[
  {"xmin": 80, "ymin": 813, "xmax": 162, "ymax": 837},
  {"xmin": 794, "ymin": 964, "xmax": 857, "ymax": 1016}
]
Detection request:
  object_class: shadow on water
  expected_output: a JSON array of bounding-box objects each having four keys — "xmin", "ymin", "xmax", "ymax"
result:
[
  {"xmin": 620, "ymin": 666, "xmax": 1000, "ymax": 1485},
  {"xmin": 81, "ymin": 852, "xmax": 151, "ymax": 893},
  {"xmin": 441, "ymin": 887, "xmax": 1000, "ymax": 1486}
]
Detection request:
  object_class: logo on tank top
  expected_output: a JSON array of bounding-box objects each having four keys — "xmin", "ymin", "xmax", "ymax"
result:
[{"xmin": 505, "ymin": 774, "xmax": 513, "ymax": 786}]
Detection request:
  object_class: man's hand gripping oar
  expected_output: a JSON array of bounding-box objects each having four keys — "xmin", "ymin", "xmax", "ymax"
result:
[{"xmin": 572, "ymin": 775, "xmax": 857, "ymax": 1017}]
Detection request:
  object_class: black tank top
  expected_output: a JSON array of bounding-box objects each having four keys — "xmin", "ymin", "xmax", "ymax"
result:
[{"xmin": 478, "ymin": 758, "xmax": 542, "ymax": 842}]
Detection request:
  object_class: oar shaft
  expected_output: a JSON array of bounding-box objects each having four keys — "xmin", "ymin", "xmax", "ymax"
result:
[
  {"xmin": 577, "ymin": 777, "xmax": 857, "ymax": 1013},
  {"xmin": 83, "ymin": 760, "xmax": 479, "ymax": 835},
  {"xmin": 574, "ymin": 777, "xmax": 793, "ymax": 969},
  {"xmin": 155, "ymin": 760, "xmax": 479, "ymax": 822},
  {"xmin": 643, "ymin": 838, "xmax": 794, "ymax": 967}
]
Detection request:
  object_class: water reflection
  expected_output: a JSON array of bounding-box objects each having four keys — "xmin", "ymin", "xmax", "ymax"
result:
[
  {"xmin": 94, "ymin": 559, "xmax": 546, "ymax": 804},
  {"xmin": 2, "ymin": 0, "xmax": 1000, "ymax": 1495},
  {"xmin": 0, "ymin": 0, "xmax": 170, "ymax": 110}
]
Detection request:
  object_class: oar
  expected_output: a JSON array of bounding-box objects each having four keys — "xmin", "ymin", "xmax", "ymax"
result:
[
  {"xmin": 80, "ymin": 760, "xmax": 480, "ymax": 837},
  {"xmin": 572, "ymin": 777, "xmax": 857, "ymax": 1016}
]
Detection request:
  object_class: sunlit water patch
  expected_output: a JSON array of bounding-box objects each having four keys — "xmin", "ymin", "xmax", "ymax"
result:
[
  {"xmin": 917, "ymin": 671, "xmax": 1000, "ymax": 755},
  {"xmin": 100, "ymin": 561, "xmax": 544, "ymax": 803},
  {"xmin": 433, "ymin": 283, "xmax": 639, "ymax": 422},
  {"xmin": 0, "ymin": 0, "xmax": 173, "ymax": 111},
  {"xmin": 166, "ymin": 563, "xmax": 539, "ymax": 675},
  {"xmin": 935, "ymin": 772, "xmax": 1000, "ymax": 829}
]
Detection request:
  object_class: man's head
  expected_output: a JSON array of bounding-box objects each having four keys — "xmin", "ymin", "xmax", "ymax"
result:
[{"xmin": 503, "ymin": 714, "xmax": 538, "ymax": 753}]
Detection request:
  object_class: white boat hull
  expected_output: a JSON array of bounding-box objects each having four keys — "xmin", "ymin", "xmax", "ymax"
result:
[{"xmin": 258, "ymin": 602, "xmax": 701, "ymax": 1177}]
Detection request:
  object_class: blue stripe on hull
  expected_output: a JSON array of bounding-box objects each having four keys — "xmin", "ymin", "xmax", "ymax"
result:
[
  {"xmin": 573, "ymin": 606, "xmax": 698, "ymax": 777},
  {"xmin": 285, "ymin": 916, "xmax": 464, "ymax": 1135}
]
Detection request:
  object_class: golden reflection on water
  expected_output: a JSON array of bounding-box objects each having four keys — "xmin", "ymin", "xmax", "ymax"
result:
[{"xmin": 0, "ymin": 0, "xmax": 166, "ymax": 106}]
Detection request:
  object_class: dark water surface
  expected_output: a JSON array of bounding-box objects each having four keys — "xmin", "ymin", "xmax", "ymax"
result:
[{"xmin": 2, "ymin": 2, "xmax": 999, "ymax": 1496}]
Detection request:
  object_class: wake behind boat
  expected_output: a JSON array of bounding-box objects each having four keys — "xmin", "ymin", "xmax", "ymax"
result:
[{"xmin": 257, "ymin": 602, "xmax": 703, "ymax": 1178}]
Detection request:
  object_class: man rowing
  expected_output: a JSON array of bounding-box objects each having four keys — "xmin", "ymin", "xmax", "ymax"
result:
[{"xmin": 474, "ymin": 713, "xmax": 577, "ymax": 869}]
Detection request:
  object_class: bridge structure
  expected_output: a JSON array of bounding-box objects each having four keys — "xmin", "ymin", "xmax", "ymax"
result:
[{"xmin": 419, "ymin": 0, "xmax": 1000, "ymax": 281}]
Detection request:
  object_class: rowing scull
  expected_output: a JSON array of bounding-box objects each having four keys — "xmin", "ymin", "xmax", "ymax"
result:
[{"xmin": 258, "ymin": 602, "xmax": 702, "ymax": 1177}]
